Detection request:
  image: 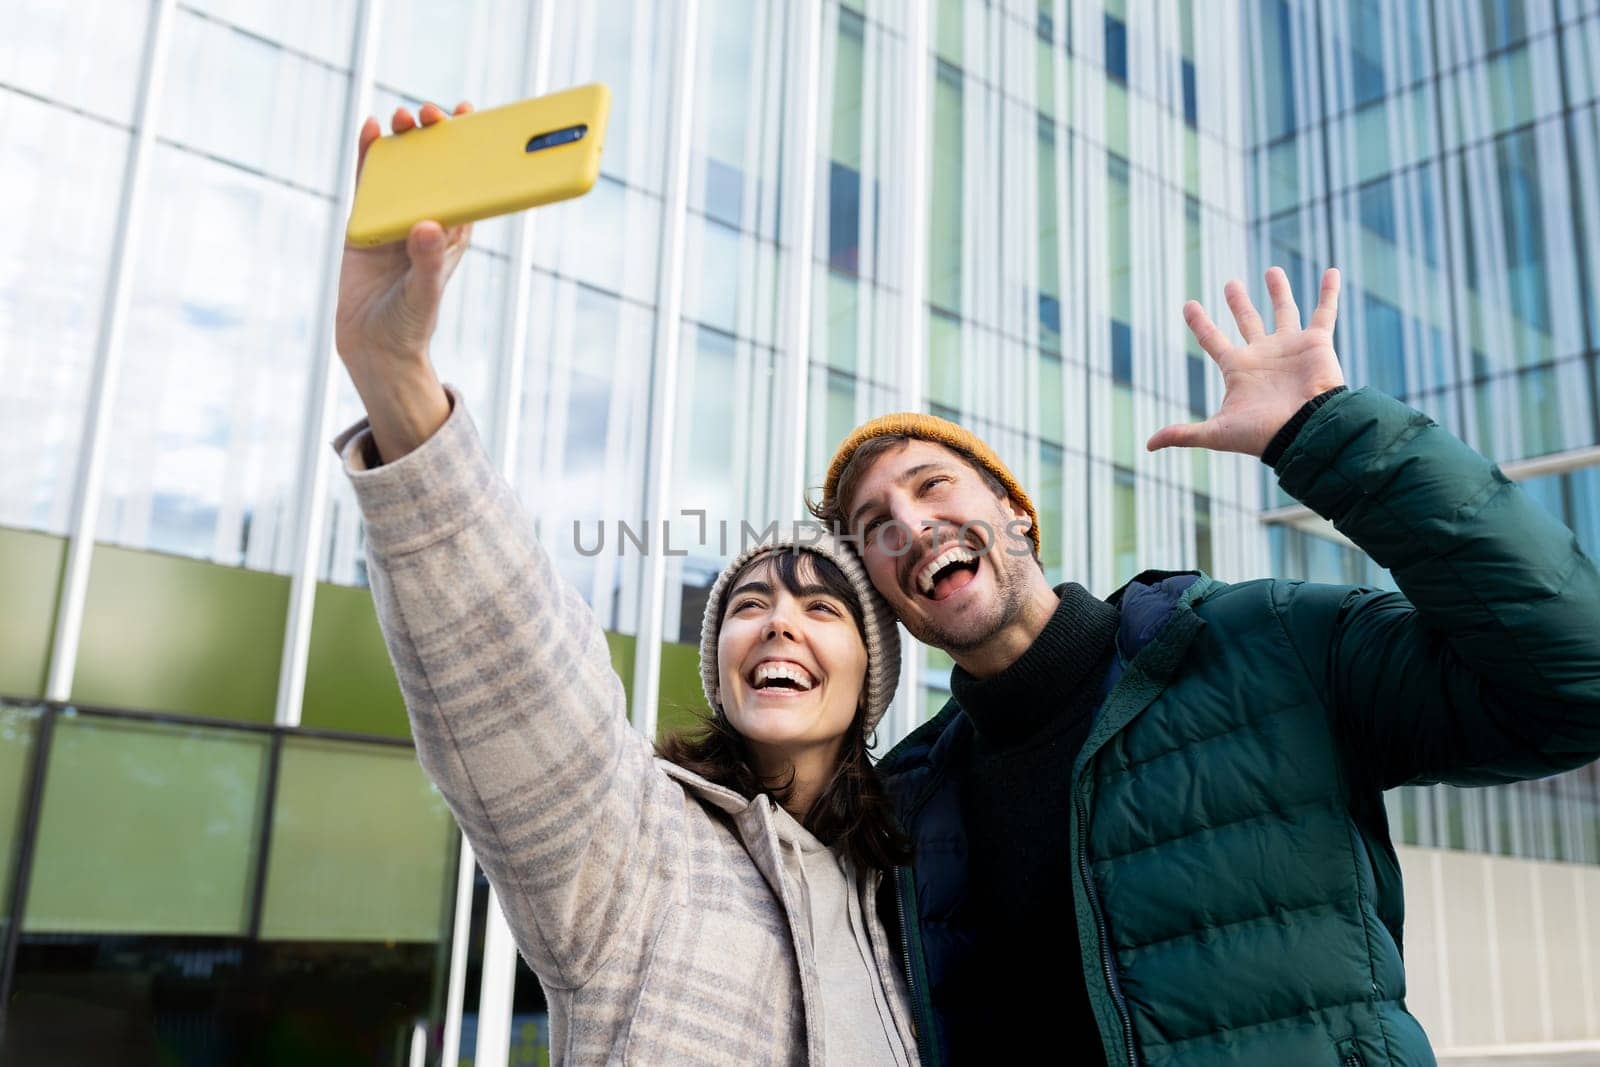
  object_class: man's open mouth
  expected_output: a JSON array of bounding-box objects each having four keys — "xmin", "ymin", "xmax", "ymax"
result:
[{"xmin": 914, "ymin": 544, "xmax": 981, "ymax": 601}]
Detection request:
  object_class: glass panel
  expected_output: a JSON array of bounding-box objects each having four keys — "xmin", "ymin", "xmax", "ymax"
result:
[
  {"xmin": 97, "ymin": 144, "xmax": 331, "ymax": 570},
  {"xmin": 0, "ymin": 705, "xmax": 42, "ymax": 933},
  {"xmin": 929, "ymin": 309, "xmax": 962, "ymax": 411},
  {"xmin": 1038, "ymin": 442, "xmax": 1064, "ymax": 581},
  {"xmin": 0, "ymin": 0, "xmax": 150, "ymax": 123},
  {"xmin": 187, "ymin": 0, "xmax": 356, "ymax": 67},
  {"xmin": 23, "ymin": 713, "xmax": 268, "ymax": 935},
  {"xmin": 547, "ymin": 1, "xmax": 675, "ymax": 196},
  {"xmin": 1112, "ymin": 466, "xmax": 1137, "ymax": 585},
  {"xmin": 662, "ymin": 325, "xmax": 782, "ymax": 644},
  {"xmin": 929, "ymin": 63, "xmax": 963, "ymax": 312},
  {"xmin": 259, "ymin": 736, "xmax": 456, "ymax": 942},
  {"xmin": 374, "ymin": 0, "xmax": 537, "ymax": 110},
  {"xmin": 159, "ymin": 9, "xmax": 349, "ymax": 194},
  {"xmin": 0, "ymin": 92, "xmax": 130, "ymax": 534},
  {"xmin": 513, "ymin": 279, "xmax": 654, "ymax": 632}
]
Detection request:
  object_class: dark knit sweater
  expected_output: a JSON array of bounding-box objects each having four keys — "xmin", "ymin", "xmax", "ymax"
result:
[{"xmin": 941, "ymin": 583, "xmax": 1120, "ymax": 1063}]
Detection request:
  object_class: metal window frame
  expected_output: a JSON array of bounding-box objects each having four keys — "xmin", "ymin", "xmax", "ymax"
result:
[
  {"xmin": 273, "ymin": 0, "xmax": 382, "ymax": 728},
  {"xmin": 629, "ymin": 0, "xmax": 703, "ymax": 741},
  {"xmin": 0, "ymin": 696, "xmax": 420, "ymax": 1048},
  {"xmin": 44, "ymin": 0, "xmax": 179, "ymax": 704}
]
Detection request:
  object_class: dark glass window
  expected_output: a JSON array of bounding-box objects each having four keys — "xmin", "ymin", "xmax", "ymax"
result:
[
  {"xmin": 1188, "ymin": 353, "xmax": 1210, "ymax": 417},
  {"xmin": 1181, "ymin": 59, "xmax": 1197, "ymax": 127},
  {"xmin": 1104, "ymin": 15, "xmax": 1127, "ymax": 82},
  {"xmin": 1111, "ymin": 319, "xmax": 1133, "ymax": 384},
  {"xmin": 828, "ymin": 161, "xmax": 862, "ymax": 274},
  {"xmin": 1039, "ymin": 293, "xmax": 1062, "ymax": 343}
]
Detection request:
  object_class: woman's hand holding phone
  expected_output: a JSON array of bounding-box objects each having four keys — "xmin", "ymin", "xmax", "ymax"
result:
[{"xmin": 334, "ymin": 101, "xmax": 473, "ymax": 464}]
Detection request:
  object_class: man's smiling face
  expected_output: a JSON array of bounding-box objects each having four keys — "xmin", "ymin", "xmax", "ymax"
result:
[{"xmin": 843, "ymin": 439, "xmax": 1039, "ymax": 654}]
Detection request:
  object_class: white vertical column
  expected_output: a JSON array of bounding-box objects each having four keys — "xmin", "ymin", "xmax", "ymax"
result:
[
  {"xmin": 473, "ymin": 888, "xmax": 520, "ymax": 1067},
  {"xmin": 630, "ymin": 0, "xmax": 702, "ymax": 739},
  {"xmin": 440, "ymin": 838, "xmax": 478, "ymax": 1066},
  {"xmin": 272, "ymin": 0, "xmax": 382, "ymax": 726},
  {"xmin": 778, "ymin": 0, "xmax": 825, "ymax": 514},
  {"xmin": 489, "ymin": 0, "xmax": 558, "ymax": 481},
  {"xmin": 44, "ymin": 0, "xmax": 178, "ymax": 702},
  {"xmin": 888, "ymin": 0, "xmax": 932, "ymax": 746},
  {"xmin": 471, "ymin": 9, "xmax": 560, "ymax": 1064}
]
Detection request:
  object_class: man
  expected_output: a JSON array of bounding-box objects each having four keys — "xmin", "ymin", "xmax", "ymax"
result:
[{"xmin": 813, "ymin": 268, "xmax": 1600, "ymax": 1066}]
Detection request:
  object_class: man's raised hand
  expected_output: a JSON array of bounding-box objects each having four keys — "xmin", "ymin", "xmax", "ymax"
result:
[{"xmin": 1147, "ymin": 267, "xmax": 1346, "ymax": 458}]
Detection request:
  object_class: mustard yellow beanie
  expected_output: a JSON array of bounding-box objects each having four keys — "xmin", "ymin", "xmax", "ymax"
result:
[{"xmin": 820, "ymin": 413, "xmax": 1041, "ymax": 556}]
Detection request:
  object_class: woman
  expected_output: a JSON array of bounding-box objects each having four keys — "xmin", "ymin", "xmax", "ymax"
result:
[{"xmin": 333, "ymin": 103, "xmax": 919, "ymax": 1065}]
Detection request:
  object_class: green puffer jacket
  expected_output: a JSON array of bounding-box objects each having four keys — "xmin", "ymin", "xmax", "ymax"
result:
[{"xmin": 879, "ymin": 388, "xmax": 1600, "ymax": 1066}]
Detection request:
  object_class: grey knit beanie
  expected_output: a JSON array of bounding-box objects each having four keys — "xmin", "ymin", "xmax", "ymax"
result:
[{"xmin": 699, "ymin": 532, "xmax": 901, "ymax": 734}]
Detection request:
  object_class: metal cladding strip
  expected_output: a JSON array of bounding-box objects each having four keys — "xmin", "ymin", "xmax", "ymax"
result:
[{"xmin": 45, "ymin": 0, "xmax": 178, "ymax": 703}]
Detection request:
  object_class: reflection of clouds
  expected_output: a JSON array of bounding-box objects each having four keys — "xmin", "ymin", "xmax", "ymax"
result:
[
  {"xmin": 1, "ymin": 0, "xmax": 149, "ymax": 124},
  {"xmin": 95, "ymin": 138, "xmax": 328, "ymax": 573},
  {"xmin": 0, "ymin": 88, "xmax": 130, "ymax": 531}
]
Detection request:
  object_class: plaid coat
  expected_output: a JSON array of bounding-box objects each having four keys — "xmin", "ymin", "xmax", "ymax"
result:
[{"xmin": 335, "ymin": 394, "xmax": 918, "ymax": 1065}]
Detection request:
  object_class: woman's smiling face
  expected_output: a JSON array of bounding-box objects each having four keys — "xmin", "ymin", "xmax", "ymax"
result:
[{"xmin": 716, "ymin": 552, "xmax": 869, "ymax": 755}]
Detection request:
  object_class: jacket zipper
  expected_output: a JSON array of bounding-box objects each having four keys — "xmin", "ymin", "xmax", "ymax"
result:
[
  {"xmin": 893, "ymin": 866, "xmax": 938, "ymax": 1067},
  {"xmin": 1076, "ymin": 790, "xmax": 1138, "ymax": 1067}
]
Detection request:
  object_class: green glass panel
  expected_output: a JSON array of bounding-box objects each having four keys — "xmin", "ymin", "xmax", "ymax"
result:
[
  {"xmin": 0, "ymin": 527, "xmax": 66, "ymax": 699},
  {"xmin": 259, "ymin": 737, "xmax": 455, "ymax": 942},
  {"xmin": 935, "ymin": 0, "xmax": 963, "ymax": 65},
  {"xmin": 657, "ymin": 638, "xmax": 709, "ymax": 741},
  {"xmin": 73, "ymin": 543, "xmax": 288, "ymax": 723},
  {"xmin": 826, "ymin": 271, "xmax": 860, "ymax": 373},
  {"xmin": 929, "ymin": 65, "xmax": 963, "ymax": 312},
  {"xmin": 1112, "ymin": 384, "xmax": 1136, "ymax": 468},
  {"xmin": 1113, "ymin": 468, "xmax": 1137, "ymax": 586},
  {"xmin": 1039, "ymin": 352, "xmax": 1064, "ymax": 442},
  {"xmin": 1105, "ymin": 80, "xmax": 1129, "ymax": 159},
  {"xmin": 0, "ymin": 705, "xmax": 41, "ymax": 923},
  {"xmin": 928, "ymin": 310, "xmax": 962, "ymax": 410},
  {"xmin": 24, "ymin": 714, "xmax": 267, "ymax": 934},
  {"xmin": 1191, "ymin": 448, "xmax": 1211, "ymax": 496},
  {"xmin": 1107, "ymin": 157, "xmax": 1131, "ymax": 323},
  {"xmin": 1037, "ymin": 36, "xmax": 1054, "ymax": 115},
  {"xmin": 1037, "ymin": 442, "xmax": 1065, "ymax": 582},
  {"xmin": 301, "ymin": 580, "xmax": 408, "ymax": 739},
  {"xmin": 832, "ymin": 9, "xmax": 865, "ymax": 169}
]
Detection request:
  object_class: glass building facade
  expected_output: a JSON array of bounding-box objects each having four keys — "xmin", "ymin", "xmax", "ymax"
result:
[{"xmin": 2, "ymin": 0, "xmax": 1598, "ymax": 1062}]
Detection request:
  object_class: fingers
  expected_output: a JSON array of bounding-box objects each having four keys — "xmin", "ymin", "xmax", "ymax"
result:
[
  {"xmin": 1183, "ymin": 300, "xmax": 1231, "ymax": 364},
  {"xmin": 1265, "ymin": 266, "xmax": 1300, "ymax": 332},
  {"xmin": 1310, "ymin": 267, "xmax": 1341, "ymax": 331},
  {"xmin": 1146, "ymin": 418, "xmax": 1218, "ymax": 453},
  {"xmin": 1223, "ymin": 279, "xmax": 1267, "ymax": 343},
  {"xmin": 392, "ymin": 107, "xmax": 417, "ymax": 134},
  {"xmin": 354, "ymin": 116, "xmax": 380, "ymax": 186},
  {"xmin": 452, "ymin": 100, "xmax": 474, "ymax": 116}
]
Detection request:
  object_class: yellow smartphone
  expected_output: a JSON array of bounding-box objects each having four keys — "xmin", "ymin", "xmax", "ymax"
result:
[{"xmin": 346, "ymin": 82, "xmax": 610, "ymax": 247}]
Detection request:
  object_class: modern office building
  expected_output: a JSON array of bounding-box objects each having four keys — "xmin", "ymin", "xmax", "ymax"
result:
[{"xmin": 1, "ymin": 0, "xmax": 1596, "ymax": 1063}]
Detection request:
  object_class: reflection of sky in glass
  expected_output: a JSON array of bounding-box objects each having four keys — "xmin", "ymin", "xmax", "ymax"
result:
[
  {"xmin": 97, "ymin": 144, "xmax": 331, "ymax": 571},
  {"xmin": 0, "ymin": 92, "xmax": 130, "ymax": 532},
  {"xmin": 159, "ymin": 9, "xmax": 348, "ymax": 195},
  {"xmin": 0, "ymin": 0, "xmax": 149, "ymax": 124}
]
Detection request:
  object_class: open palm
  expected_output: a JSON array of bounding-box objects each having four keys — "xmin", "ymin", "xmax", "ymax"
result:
[{"xmin": 1148, "ymin": 267, "xmax": 1346, "ymax": 458}]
